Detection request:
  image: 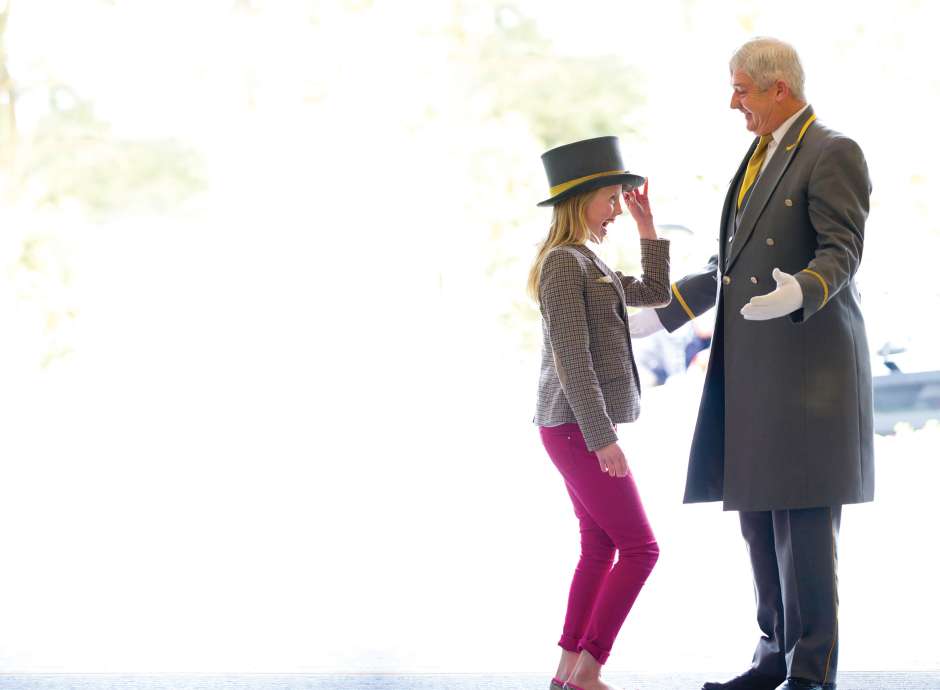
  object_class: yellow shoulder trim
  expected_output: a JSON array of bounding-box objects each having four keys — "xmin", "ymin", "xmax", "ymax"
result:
[
  {"xmin": 785, "ymin": 113, "xmax": 817, "ymax": 152},
  {"xmin": 802, "ymin": 268, "xmax": 829, "ymax": 306},
  {"xmin": 671, "ymin": 283, "xmax": 696, "ymax": 321}
]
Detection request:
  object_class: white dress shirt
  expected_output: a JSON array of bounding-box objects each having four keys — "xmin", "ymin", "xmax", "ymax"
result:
[{"xmin": 758, "ymin": 103, "xmax": 810, "ymax": 175}]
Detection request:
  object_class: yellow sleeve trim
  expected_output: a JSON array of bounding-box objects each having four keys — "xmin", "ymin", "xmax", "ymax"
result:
[
  {"xmin": 671, "ymin": 283, "xmax": 696, "ymax": 321},
  {"xmin": 802, "ymin": 269, "xmax": 829, "ymax": 306}
]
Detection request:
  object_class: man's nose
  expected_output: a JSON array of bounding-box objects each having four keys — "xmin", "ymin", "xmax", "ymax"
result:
[{"xmin": 730, "ymin": 93, "xmax": 739, "ymax": 109}]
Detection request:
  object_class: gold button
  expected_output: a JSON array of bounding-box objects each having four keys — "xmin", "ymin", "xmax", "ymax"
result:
[
  {"xmin": 766, "ymin": 238, "xmax": 775, "ymax": 246},
  {"xmin": 750, "ymin": 276, "xmax": 758, "ymax": 284},
  {"xmin": 785, "ymin": 199, "xmax": 793, "ymax": 207},
  {"xmin": 722, "ymin": 275, "xmax": 731, "ymax": 285}
]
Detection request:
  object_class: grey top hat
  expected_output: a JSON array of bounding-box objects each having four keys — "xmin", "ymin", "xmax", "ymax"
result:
[{"xmin": 538, "ymin": 136, "xmax": 645, "ymax": 207}]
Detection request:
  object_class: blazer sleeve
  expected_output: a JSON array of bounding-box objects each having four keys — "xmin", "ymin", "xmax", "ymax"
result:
[
  {"xmin": 616, "ymin": 238, "xmax": 672, "ymax": 307},
  {"xmin": 791, "ymin": 135, "xmax": 871, "ymax": 322},
  {"xmin": 540, "ymin": 249, "xmax": 616, "ymax": 452},
  {"xmin": 654, "ymin": 253, "xmax": 720, "ymax": 332}
]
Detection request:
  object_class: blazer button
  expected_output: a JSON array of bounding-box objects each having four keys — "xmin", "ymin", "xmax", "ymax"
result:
[
  {"xmin": 785, "ymin": 199, "xmax": 793, "ymax": 207},
  {"xmin": 722, "ymin": 275, "xmax": 731, "ymax": 285},
  {"xmin": 766, "ymin": 237, "xmax": 775, "ymax": 246},
  {"xmin": 750, "ymin": 276, "xmax": 758, "ymax": 284}
]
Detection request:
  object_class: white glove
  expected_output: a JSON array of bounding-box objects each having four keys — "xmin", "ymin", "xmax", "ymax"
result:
[
  {"xmin": 740, "ymin": 268, "xmax": 804, "ymax": 321},
  {"xmin": 629, "ymin": 308, "xmax": 665, "ymax": 338}
]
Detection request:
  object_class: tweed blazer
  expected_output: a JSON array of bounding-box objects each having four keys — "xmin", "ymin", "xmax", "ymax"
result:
[{"xmin": 534, "ymin": 239, "xmax": 671, "ymax": 451}]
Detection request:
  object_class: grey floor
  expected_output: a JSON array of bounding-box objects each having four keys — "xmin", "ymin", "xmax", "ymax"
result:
[{"xmin": 1, "ymin": 673, "xmax": 939, "ymax": 689}]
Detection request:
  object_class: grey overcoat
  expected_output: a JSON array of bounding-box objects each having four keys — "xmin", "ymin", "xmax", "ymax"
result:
[{"xmin": 656, "ymin": 106, "xmax": 875, "ymax": 511}]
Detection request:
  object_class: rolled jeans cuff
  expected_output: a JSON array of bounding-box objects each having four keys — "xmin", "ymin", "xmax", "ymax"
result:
[{"xmin": 558, "ymin": 633, "xmax": 580, "ymax": 654}]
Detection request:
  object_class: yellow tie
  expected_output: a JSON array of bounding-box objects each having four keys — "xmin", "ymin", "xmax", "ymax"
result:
[{"xmin": 737, "ymin": 135, "xmax": 772, "ymax": 209}]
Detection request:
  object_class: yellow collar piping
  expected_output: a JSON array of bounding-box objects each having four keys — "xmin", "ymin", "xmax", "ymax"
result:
[{"xmin": 785, "ymin": 113, "xmax": 817, "ymax": 152}]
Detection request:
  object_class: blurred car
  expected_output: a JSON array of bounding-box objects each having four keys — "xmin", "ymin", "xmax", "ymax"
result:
[{"xmin": 871, "ymin": 340, "xmax": 940, "ymax": 435}]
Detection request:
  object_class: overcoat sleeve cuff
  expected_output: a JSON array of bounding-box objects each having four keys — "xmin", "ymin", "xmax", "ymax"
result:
[{"xmin": 790, "ymin": 270, "xmax": 828, "ymax": 323}]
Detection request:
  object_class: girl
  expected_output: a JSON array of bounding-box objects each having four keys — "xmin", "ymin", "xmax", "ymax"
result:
[{"xmin": 529, "ymin": 136, "xmax": 671, "ymax": 690}]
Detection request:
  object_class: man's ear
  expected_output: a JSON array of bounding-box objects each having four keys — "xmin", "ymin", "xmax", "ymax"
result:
[{"xmin": 774, "ymin": 79, "xmax": 791, "ymax": 101}]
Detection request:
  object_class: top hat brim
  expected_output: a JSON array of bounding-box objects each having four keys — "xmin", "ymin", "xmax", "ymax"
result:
[{"xmin": 537, "ymin": 172, "xmax": 645, "ymax": 207}]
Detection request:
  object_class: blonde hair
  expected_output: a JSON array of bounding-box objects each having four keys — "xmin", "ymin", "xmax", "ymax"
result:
[{"xmin": 527, "ymin": 190, "xmax": 595, "ymax": 303}]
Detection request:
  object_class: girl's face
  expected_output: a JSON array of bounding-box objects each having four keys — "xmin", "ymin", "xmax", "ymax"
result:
[{"xmin": 584, "ymin": 184, "xmax": 624, "ymax": 243}]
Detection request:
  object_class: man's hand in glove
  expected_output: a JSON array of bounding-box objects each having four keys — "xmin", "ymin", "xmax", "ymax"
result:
[{"xmin": 740, "ymin": 268, "xmax": 804, "ymax": 321}]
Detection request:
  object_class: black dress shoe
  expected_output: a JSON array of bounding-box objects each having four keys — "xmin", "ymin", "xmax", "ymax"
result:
[
  {"xmin": 701, "ymin": 668, "xmax": 784, "ymax": 690},
  {"xmin": 774, "ymin": 678, "xmax": 835, "ymax": 690}
]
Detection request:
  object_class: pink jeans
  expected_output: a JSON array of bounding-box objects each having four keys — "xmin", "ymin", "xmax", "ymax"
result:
[{"xmin": 540, "ymin": 423, "xmax": 659, "ymax": 665}]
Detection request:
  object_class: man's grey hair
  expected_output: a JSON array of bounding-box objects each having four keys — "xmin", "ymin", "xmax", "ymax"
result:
[{"xmin": 730, "ymin": 37, "xmax": 806, "ymax": 102}]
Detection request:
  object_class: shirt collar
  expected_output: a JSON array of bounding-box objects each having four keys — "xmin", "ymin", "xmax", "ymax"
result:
[{"xmin": 770, "ymin": 103, "xmax": 810, "ymax": 147}]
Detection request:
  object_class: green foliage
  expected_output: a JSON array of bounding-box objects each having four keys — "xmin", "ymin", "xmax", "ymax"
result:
[
  {"xmin": 455, "ymin": 5, "xmax": 647, "ymax": 353},
  {"xmin": 23, "ymin": 94, "xmax": 206, "ymax": 216},
  {"xmin": 475, "ymin": 5, "xmax": 645, "ymax": 149}
]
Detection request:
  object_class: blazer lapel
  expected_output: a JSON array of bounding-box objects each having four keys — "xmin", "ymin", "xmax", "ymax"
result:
[
  {"xmin": 573, "ymin": 244, "xmax": 629, "ymax": 315},
  {"xmin": 726, "ymin": 105, "xmax": 817, "ymax": 272}
]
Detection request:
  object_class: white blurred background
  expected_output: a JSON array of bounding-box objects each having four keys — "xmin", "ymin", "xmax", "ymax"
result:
[{"xmin": 0, "ymin": 0, "xmax": 937, "ymax": 675}]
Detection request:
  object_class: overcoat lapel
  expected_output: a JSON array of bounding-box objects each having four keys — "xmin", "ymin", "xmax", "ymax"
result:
[
  {"xmin": 720, "ymin": 147, "xmax": 754, "ymax": 269},
  {"xmin": 726, "ymin": 106, "xmax": 817, "ymax": 272}
]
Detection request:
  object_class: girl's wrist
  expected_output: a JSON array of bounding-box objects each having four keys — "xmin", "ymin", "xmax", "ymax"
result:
[{"xmin": 637, "ymin": 222, "xmax": 657, "ymax": 240}]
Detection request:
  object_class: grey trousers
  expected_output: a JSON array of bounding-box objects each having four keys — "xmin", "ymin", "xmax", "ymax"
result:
[{"xmin": 739, "ymin": 506, "xmax": 841, "ymax": 684}]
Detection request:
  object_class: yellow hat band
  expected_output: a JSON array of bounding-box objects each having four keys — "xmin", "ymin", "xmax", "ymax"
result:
[{"xmin": 548, "ymin": 169, "xmax": 628, "ymax": 198}]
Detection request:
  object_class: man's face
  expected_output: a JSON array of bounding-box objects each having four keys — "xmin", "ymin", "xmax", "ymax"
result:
[{"xmin": 730, "ymin": 69, "xmax": 780, "ymax": 136}]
